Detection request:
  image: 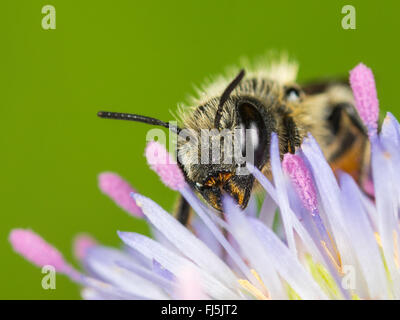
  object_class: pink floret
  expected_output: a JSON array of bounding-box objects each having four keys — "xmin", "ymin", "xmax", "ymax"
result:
[
  {"xmin": 145, "ymin": 141, "xmax": 186, "ymax": 191},
  {"xmin": 349, "ymin": 63, "xmax": 379, "ymax": 135},
  {"xmin": 282, "ymin": 153, "xmax": 318, "ymax": 214},
  {"xmin": 99, "ymin": 172, "xmax": 143, "ymax": 217},
  {"xmin": 9, "ymin": 229, "xmax": 67, "ymax": 272}
]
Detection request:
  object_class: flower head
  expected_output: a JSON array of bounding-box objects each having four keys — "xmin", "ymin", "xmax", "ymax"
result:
[{"xmin": 10, "ymin": 63, "xmax": 400, "ymax": 300}]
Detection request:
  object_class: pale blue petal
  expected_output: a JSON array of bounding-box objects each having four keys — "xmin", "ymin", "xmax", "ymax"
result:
[
  {"xmin": 371, "ymin": 140, "xmax": 400, "ymax": 297},
  {"xmin": 379, "ymin": 116, "xmax": 400, "ymax": 208},
  {"xmin": 180, "ymin": 186, "xmax": 254, "ymax": 284},
  {"xmin": 115, "ymin": 259, "xmax": 175, "ymax": 292},
  {"xmin": 191, "ymin": 217, "xmax": 224, "ymax": 258},
  {"xmin": 152, "ymin": 259, "xmax": 176, "ymax": 282},
  {"xmin": 118, "ymin": 231, "xmax": 241, "ymax": 299},
  {"xmin": 223, "ymin": 196, "xmax": 286, "ymax": 299},
  {"xmin": 77, "ymin": 274, "xmax": 138, "ymax": 300},
  {"xmin": 244, "ymin": 195, "xmax": 258, "ymax": 217},
  {"xmin": 267, "ymin": 133, "xmax": 296, "ymax": 252},
  {"xmin": 80, "ymin": 287, "xmax": 125, "ymax": 300},
  {"xmin": 339, "ymin": 173, "xmax": 389, "ymax": 298},
  {"xmin": 302, "ymin": 135, "xmax": 359, "ymax": 278},
  {"xmin": 247, "ymin": 161, "xmax": 326, "ymax": 267},
  {"xmin": 248, "ymin": 217, "xmax": 328, "ymax": 299},
  {"xmin": 259, "ymin": 191, "xmax": 277, "ymax": 229},
  {"xmin": 381, "ymin": 112, "xmax": 400, "ymax": 148},
  {"xmin": 84, "ymin": 246, "xmax": 168, "ymax": 299},
  {"xmin": 132, "ymin": 193, "xmax": 237, "ymax": 289}
]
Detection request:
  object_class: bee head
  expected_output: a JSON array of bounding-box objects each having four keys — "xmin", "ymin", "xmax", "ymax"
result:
[
  {"xmin": 175, "ymin": 70, "xmax": 277, "ymax": 212},
  {"xmin": 186, "ymin": 98, "xmax": 272, "ymax": 211}
]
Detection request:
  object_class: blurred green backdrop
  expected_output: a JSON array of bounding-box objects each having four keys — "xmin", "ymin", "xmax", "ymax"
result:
[{"xmin": 1, "ymin": 0, "xmax": 399, "ymax": 299}]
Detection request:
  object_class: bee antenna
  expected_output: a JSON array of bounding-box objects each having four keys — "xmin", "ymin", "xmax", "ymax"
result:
[
  {"xmin": 214, "ymin": 69, "xmax": 245, "ymax": 130},
  {"xmin": 97, "ymin": 111, "xmax": 181, "ymax": 134}
]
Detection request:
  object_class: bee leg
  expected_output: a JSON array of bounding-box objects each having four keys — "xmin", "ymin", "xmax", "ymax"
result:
[{"xmin": 174, "ymin": 195, "xmax": 192, "ymax": 226}]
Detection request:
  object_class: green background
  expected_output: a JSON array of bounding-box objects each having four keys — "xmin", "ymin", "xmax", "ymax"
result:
[{"xmin": 1, "ymin": 0, "xmax": 399, "ymax": 299}]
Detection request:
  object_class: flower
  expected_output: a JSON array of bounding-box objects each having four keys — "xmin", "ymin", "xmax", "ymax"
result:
[{"xmin": 9, "ymin": 63, "xmax": 400, "ymax": 299}]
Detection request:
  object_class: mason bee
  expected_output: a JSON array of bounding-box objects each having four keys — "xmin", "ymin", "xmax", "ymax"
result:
[{"xmin": 98, "ymin": 58, "xmax": 370, "ymax": 225}]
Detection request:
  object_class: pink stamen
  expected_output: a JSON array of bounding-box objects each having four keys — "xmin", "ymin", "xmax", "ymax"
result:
[
  {"xmin": 9, "ymin": 229, "xmax": 69, "ymax": 273},
  {"xmin": 282, "ymin": 154, "xmax": 338, "ymax": 261},
  {"xmin": 282, "ymin": 153, "xmax": 318, "ymax": 214},
  {"xmin": 349, "ymin": 63, "xmax": 379, "ymax": 136},
  {"xmin": 73, "ymin": 234, "xmax": 97, "ymax": 260},
  {"xmin": 145, "ymin": 141, "xmax": 186, "ymax": 191},
  {"xmin": 98, "ymin": 172, "xmax": 143, "ymax": 217}
]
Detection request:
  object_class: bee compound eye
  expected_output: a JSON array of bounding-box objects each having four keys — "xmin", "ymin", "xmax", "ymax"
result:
[{"xmin": 237, "ymin": 102, "xmax": 268, "ymax": 169}]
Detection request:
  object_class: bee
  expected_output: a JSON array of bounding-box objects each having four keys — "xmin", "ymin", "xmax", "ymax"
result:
[{"xmin": 98, "ymin": 58, "xmax": 370, "ymax": 225}]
